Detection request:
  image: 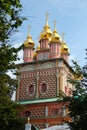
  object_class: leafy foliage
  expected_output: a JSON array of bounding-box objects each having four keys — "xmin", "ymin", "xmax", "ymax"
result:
[
  {"xmin": 0, "ymin": 0, "xmax": 25, "ymax": 129},
  {"xmin": 0, "ymin": 0, "xmax": 25, "ymax": 42},
  {"xmin": 66, "ymin": 54, "xmax": 87, "ymax": 130}
]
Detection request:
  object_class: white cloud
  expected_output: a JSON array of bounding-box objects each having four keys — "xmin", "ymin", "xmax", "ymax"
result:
[{"xmin": 16, "ymin": 50, "xmax": 23, "ymax": 64}]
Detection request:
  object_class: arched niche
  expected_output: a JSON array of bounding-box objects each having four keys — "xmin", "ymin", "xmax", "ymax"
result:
[
  {"xmin": 40, "ymin": 62, "xmax": 55, "ymax": 69},
  {"xmin": 20, "ymin": 65, "xmax": 35, "ymax": 72}
]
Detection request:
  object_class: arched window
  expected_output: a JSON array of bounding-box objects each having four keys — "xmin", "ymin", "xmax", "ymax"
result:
[
  {"xmin": 41, "ymin": 83, "xmax": 47, "ymax": 93},
  {"xmin": 29, "ymin": 85, "xmax": 34, "ymax": 94}
]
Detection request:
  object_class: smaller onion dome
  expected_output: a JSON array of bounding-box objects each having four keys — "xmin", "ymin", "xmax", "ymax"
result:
[
  {"xmin": 61, "ymin": 32, "xmax": 69, "ymax": 54},
  {"xmin": 61, "ymin": 41, "xmax": 70, "ymax": 54},
  {"xmin": 50, "ymin": 21, "xmax": 60, "ymax": 43},
  {"xmin": 36, "ymin": 43, "xmax": 40, "ymax": 51},
  {"xmin": 33, "ymin": 51, "xmax": 37, "ymax": 60},
  {"xmin": 39, "ymin": 14, "xmax": 52, "ymax": 41},
  {"xmin": 23, "ymin": 26, "xmax": 34, "ymax": 48}
]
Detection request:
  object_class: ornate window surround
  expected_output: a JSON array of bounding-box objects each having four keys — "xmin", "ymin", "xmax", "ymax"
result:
[
  {"xmin": 52, "ymin": 108, "xmax": 63, "ymax": 116},
  {"xmin": 27, "ymin": 84, "xmax": 35, "ymax": 95},
  {"xmin": 40, "ymin": 82, "xmax": 48, "ymax": 93}
]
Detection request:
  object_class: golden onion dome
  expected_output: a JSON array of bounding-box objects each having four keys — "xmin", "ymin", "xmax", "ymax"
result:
[
  {"xmin": 43, "ymin": 22, "xmax": 52, "ymax": 34},
  {"xmin": 61, "ymin": 41, "xmax": 70, "ymax": 54},
  {"xmin": 39, "ymin": 14, "xmax": 52, "ymax": 41},
  {"xmin": 50, "ymin": 21, "xmax": 60, "ymax": 43},
  {"xmin": 23, "ymin": 26, "xmax": 34, "ymax": 48}
]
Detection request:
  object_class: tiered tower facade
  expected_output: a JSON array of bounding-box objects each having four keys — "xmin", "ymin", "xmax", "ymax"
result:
[{"xmin": 16, "ymin": 16, "xmax": 74, "ymax": 129}]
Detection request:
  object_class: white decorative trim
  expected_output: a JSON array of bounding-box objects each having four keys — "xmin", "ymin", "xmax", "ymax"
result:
[
  {"xmin": 20, "ymin": 65, "xmax": 35, "ymax": 72},
  {"xmin": 40, "ymin": 62, "xmax": 55, "ymax": 69}
]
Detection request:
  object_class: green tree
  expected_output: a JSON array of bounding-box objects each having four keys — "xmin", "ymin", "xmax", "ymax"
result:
[
  {"xmin": 0, "ymin": 0, "xmax": 24, "ymax": 42},
  {"xmin": 66, "ymin": 54, "xmax": 87, "ymax": 130},
  {"xmin": 0, "ymin": 0, "xmax": 25, "ymax": 129}
]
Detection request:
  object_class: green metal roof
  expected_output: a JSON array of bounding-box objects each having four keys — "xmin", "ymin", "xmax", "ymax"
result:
[{"xmin": 17, "ymin": 97, "xmax": 62, "ymax": 105}]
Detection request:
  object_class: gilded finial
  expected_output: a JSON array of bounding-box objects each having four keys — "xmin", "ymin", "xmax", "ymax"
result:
[
  {"xmin": 61, "ymin": 32, "xmax": 65, "ymax": 42},
  {"xmin": 53, "ymin": 20, "xmax": 57, "ymax": 30},
  {"xmin": 45, "ymin": 12, "xmax": 49, "ymax": 25},
  {"xmin": 28, "ymin": 26, "xmax": 31, "ymax": 36}
]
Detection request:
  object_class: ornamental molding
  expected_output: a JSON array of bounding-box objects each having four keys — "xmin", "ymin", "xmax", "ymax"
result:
[
  {"xmin": 20, "ymin": 65, "xmax": 35, "ymax": 72},
  {"xmin": 40, "ymin": 62, "xmax": 55, "ymax": 69}
]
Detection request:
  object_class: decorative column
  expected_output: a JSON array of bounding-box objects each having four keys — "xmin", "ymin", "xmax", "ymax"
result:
[
  {"xmin": 59, "ymin": 70, "xmax": 64, "ymax": 92},
  {"xmin": 45, "ymin": 106, "xmax": 49, "ymax": 128},
  {"xmin": 63, "ymin": 106, "xmax": 66, "ymax": 116},
  {"xmin": 36, "ymin": 72, "xmax": 39, "ymax": 98},
  {"xmin": 55, "ymin": 69, "xmax": 59, "ymax": 96},
  {"xmin": 16, "ymin": 76, "xmax": 20, "ymax": 101},
  {"xmin": 45, "ymin": 106, "xmax": 48, "ymax": 116}
]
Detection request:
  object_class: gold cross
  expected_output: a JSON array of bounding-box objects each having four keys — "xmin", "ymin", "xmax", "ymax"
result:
[
  {"xmin": 28, "ymin": 25, "xmax": 31, "ymax": 35},
  {"xmin": 53, "ymin": 20, "xmax": 57, "ymax": 29},
  {"xmin": 61, "ymin": 32, "xmax": 65, "ymax": 42},
  {"xmin": 45, "ymin": 12, "xmax": 49, "ymax": 22}
]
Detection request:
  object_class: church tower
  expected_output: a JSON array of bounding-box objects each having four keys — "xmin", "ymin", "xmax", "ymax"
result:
[
  {"xmin": 16, "ymin": 15, "xmax": 74, "ymax": 129},
  {"xmin": 49, "ymin": 21, "xmax": 61, "ymax": 59},
  {"xmin": 61, "ymin": 33, "xmax": 70, "ymax": 62},
  {"xmin": 23, "ymin": 27, "xmax": 34, "ymax": 62},
  {"xmin": 36, "ymin": 13, "xmax": 52, "ymax": 60},
  {"xmin": 39, "ymin": 13, "xmax": 52, "ymax": 50}
]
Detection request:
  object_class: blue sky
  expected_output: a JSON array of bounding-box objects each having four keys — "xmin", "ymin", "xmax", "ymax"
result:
[{"xmin": 14, "ymin": 0, "xmax": 87, "ymax": 66}]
